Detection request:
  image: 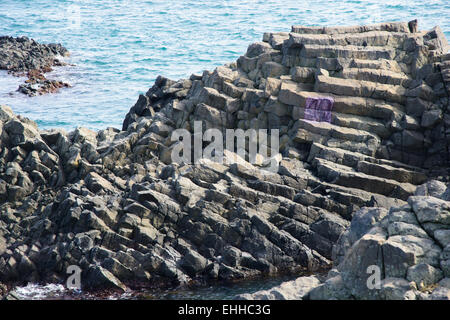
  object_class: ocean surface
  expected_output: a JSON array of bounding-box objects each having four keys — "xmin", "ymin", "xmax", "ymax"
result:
[{"xmin": 0, "ymin": 0, "xmax": 449, "ymax": 131}]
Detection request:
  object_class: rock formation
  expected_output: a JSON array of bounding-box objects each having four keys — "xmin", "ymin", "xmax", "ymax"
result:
[
  {"xmin": 0, "ymin": 20, "xmax": 449, "ymax": 299},
  {"xmin": 0, "ymin": 36, "xmax": 70, "ymax": 96},
  {"xmin": 237, "ymin": 181, "xmax": 450, "ymax": 300}
]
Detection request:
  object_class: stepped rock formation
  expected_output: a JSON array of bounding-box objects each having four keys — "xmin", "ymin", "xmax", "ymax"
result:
[{"xmin": 0, "ymin": 20, "xmax": 449, "ymax": 299}]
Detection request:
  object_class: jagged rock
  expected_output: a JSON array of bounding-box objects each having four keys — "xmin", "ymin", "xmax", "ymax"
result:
[
  {"xmin": 179, "ymin": 251, "xmax": 208, "ymax": 277},
  {"xmin": 307, "ymin": 274, "xmax": 351, "ymax": 300},
  {"xmin": 435, "ymin": 230, "xmax": 450, "ymax": 247},
  {"xmin": 253, "ymin": 190, "xmax": 450, "ymax": 300},
  {"xmin": 85, "ymin": 172, "xmax": 115, "ymax": 193},
  {"xmin": 236, "ymin": 275, "xmax": 321, "ymax": 300},
  {"xmin": 0, "ymin": 36, "xmax": 70, "ymax": 96},
  {"xmin": 1, "ymin": 20, "xmax": 450, "ymax": 299},
  {"xmin": 430, "ymin": 278, "xmax": 450, "ymax": 300},
  {"xmin": 86, "ymin": 266, "xmax": 127, "ymax": 292},
  {"xmin": 378, "ymin": 278, "xmax": 417, "ymax": 300},
  {"xmin": 414, "ymin": 180, "xmax": 449, "ymax": 198},
  {"xmin": 406, "ymin": 263, "xmax": 443, "ymax": 289},
  {"xmin": 332, "ymin": 207, "xmax": 387, "ymax": 264},
  {"xmin": 409, "ymin": 196, "xmax": 450, "ymax": 225}
]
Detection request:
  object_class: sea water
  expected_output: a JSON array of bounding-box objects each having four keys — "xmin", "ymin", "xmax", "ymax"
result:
[{"xmin": 12, "ymin": 275, "xmax": 301, "ymax": 300}]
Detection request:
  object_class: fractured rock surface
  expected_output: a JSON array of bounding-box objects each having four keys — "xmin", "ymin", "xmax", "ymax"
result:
[
  {"xmin": 243, "ymin": 181, "xmax": 450, "ymax": 300},
  {"xmin": 0, "ymin": 20, "xmax": 449, "ymax": 297}
]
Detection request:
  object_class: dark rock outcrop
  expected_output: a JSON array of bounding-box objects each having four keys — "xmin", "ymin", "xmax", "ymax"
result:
[
  {"xmin": 0, "ymin": 36, "xmax": 70, "ymax": 96},
  {"xmin": 0, "ymin": 20, "xmax": 449, "ymax": 298}
]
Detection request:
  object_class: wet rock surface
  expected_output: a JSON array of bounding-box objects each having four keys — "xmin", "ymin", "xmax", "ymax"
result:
[
  {"xmin": 1, "ymin": 20, "xmax": 450, "ymax": 299},
  {"xmin": 0, "ymin": 36, "xmax": 71, "ymax": 96}
]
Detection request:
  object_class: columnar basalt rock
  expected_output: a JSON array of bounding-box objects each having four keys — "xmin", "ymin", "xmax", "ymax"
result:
[
  {"xmin": 0, "ymin": 20, "xmax": 449, "ymax": 298},
  {"xmin": 240, "ymin": 181, "xmax": 450, "ymax": 300}
]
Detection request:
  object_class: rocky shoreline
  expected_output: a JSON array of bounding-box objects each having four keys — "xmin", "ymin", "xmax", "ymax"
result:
[
  {"xmin": 0, "ymin": 36, "xmax": 71, "ymax": 96},
  {"xmin": 1, "ymin": 20, "xmax": 450, "ymax": 300},
  {"xmin": 237, "ymin": 181, "xmax": 450, "ymax": 300}
]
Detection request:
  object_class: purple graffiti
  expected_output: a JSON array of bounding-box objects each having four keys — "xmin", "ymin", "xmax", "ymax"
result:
[{"xmin": 304, "ymin": 97, "xmax": 334, "ymax": 123}]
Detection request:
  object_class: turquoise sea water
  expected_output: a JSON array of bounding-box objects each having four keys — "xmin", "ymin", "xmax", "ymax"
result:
[{"xmin": 0, "ymin": 0, "xmax": 449, "ymax": 131}]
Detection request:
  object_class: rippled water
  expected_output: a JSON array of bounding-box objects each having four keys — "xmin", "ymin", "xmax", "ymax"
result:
[
  {"xmin": 12, "ymin": 275, "xmax": 299, "ymax": 300},
  {"xmin": 0, "ymin": 0, "xmax": 449, "ymax": 130}
]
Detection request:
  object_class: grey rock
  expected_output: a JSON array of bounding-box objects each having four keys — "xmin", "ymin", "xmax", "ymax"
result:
[
  {"xmin": 379, "ymin": 278, "xmax": 416, "ymax": 300},
  {"xmin": 85, "ymin": 172, "xmax": 115, "ymax": 193},
  {"xmin": 1, "ymin": 20, "xmax": 450, "ymax": 300},
  {"xmin": 434, "ymin": 229, "xmax": 450, "ymax": 247},
  {"xmin": 236, "ymin": 275, "xmax": 321, "ymax": 300},
  {"xmin": 421, "ymin": 109, "xmax": 442, "ymax": 128},
  {"xmin": 308, "ymin": 274, "xmax": 351, "ymax": 300},
  {"xmin": 406, "ymin": 263, "xmax": 443, "ymax": 288},
  {"xmin": 333, "ymin": 207, "xmax": 387, "ymax": 264},
  {"xmin": 414, "ymin": 180, "xmax": 448, "ymax": 198},
  {"xmin": 86, "ymin": 266, "xmax": 127, "ymax": 292},
  {"xmin": 409, "ymin": 196, "xmax": 450, "ymax": 225},
  {"xmin": 179, "ymin": 251, "xmax": 208, "ymax": 277},
  {"xmin": 430, "ymin": 278, "xmax": 450, "ymax": 300}
]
